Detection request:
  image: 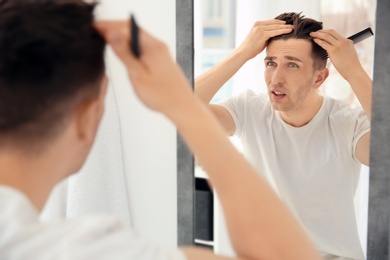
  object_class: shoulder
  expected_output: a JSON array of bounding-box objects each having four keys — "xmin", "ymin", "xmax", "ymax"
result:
[
  {"xmin": 324, "ymin": 97, "xmax": 370, "ymax": 141},
  {"xmin": 242, "ymin": 89, "xmax": 268, "ymax": 101},
  {"xmin": 0, "ymin": 187, "xmax": 182, "ymax": 260},
  {"xmin": 230, "ymin": 89, "xmax": 270, "ymax": 109},
  {"xmin": 217, "ymin": 89, "xmax": 269, "ymax": 113},
  {"xmin": 325, "ymin": 97, "xmax": 365, "ymax": 120}
]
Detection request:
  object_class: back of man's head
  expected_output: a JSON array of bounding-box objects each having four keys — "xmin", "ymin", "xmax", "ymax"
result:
[
  {"xmin": 269, "ymin": 12, "xmax": 327, "ymax": 69},
  {"xmin": 0, "ymin": 0, "xmax": 105, "ymax": 151}
]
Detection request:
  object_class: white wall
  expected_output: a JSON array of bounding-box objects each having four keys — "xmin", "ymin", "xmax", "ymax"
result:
[{"xmin": 95, "ymin": 0, "xmax": 177, "ymax": 247}]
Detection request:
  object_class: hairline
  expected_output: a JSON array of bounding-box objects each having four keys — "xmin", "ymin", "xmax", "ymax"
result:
[
  {"xmin": 266, "ymin": 38, "xmax": 325, "ymax": 70},
  {"xmin": 0, "ymin": 76, "xmax": 105, "ymax": 155}
]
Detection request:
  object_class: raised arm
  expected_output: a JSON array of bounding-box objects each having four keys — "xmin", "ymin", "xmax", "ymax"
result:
[
  {"xmin": 95, "ymin": 21, "xmax": 319, "ymax": 260},
  {"xmin": 311, "ymin": 29, "xmax": 372, "ymax": 165},
  {"xmin": 196, "ymin": 20, "xmax": 293, "ymax": 104},
  {"xmin": 196, "ymin": 20, "xmax": 294, "ymax": 135}
]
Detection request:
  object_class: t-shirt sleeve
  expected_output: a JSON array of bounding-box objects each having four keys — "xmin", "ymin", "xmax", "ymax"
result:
[
  {"xmin": 217, "ymin": 90, "xmax": 252, "ymax": 136},
  {"xmin": 351, "ymin": 107, "xmax": 370, "ymax": 162}
]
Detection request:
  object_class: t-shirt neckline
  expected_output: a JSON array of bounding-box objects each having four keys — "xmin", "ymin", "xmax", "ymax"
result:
[{"xmin": 275, "ymin": 96, "xmax": 327, "ymax": 130}]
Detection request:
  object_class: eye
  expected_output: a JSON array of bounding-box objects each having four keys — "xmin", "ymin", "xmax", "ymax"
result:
[
  {"xmin": 288, "ymin": 63, "xmax": 299, "ymax": 68},
  {"xmin": 266, "ymin": 61, "xmax": 276, "ymax": 67}
]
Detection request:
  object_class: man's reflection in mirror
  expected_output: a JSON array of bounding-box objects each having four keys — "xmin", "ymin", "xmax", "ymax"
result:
[{"xmin": 195, "ymin": 12, "xmax": 371, "ymax": 259}]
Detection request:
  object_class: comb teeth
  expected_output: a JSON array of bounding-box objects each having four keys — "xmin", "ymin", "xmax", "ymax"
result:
[{"xmin": 319, "ymin": 49, "xmax": 329, "ymax": 60}]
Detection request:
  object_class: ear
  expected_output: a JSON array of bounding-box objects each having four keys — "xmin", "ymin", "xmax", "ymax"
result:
[
  {"xmin": 312, "ymin": 67, "xmax": 329, "ymax": 89},
  {"xmin": 75, "ymin": 77, "xmax": 108, "ymax": 145}
]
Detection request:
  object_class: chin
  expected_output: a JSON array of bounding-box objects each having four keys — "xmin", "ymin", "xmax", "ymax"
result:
[
  {"xmin": 270, "ymin": 102, "xmax": 284, "ymax": 111},
  {"xmin": 271, "ymin": 103, "xmax": 294, "ymax": 113}
]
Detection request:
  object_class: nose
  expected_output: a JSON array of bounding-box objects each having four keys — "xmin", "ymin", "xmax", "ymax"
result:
[{"xmin": 270, "ymin": 67, "xmax": 285, "ymax": 86}]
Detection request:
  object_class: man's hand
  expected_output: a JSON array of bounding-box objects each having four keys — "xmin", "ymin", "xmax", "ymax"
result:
[
  {"xmin": 94, "ymin": 20, "xmax": 193, "ymax": 117},
  {"xmin": 236, "ymin": 19, "xmax": 293, "ymax": 60},
  {"xmin": 310, "ymin": 29, "xmax": 364, "ymax": 81}
]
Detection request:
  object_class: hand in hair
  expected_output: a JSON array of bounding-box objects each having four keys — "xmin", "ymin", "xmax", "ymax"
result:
[
  {"xmin": 310, "ymin": 29, "xmax": 362, "ymax": 81},
  {"xmin": 310, "ymin": 29, "xmax": 372, "ymax": 125},
  {"xmin": 94, "ymin": 21, "xmax": 193, "ymax": 118},
  {"xmin": 235, "ymin": 19, "xmax": 293, "ymax": 61}
]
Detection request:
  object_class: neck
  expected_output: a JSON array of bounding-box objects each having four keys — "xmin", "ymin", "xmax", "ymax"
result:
[
  {"xmin": 280, "ymin": 94, "xmax": 324, "ymax": 127},
  {"xmin": 0, "ymin": 149, "xmax": 64, "ymax": 211}
]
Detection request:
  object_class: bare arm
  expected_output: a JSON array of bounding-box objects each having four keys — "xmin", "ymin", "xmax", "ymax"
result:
[
  {"xmin": 196, "ymin": 20, "xmax": 293, "ymax": 133},
  {"xmin": 195, "ymin": 50, "xmax": 248, "ymax": 104},
  {"xmin": 311, "ymin": 29, "xmax": 372, "ymax": 165},
  {"xmin": 196, "ymin": 20, "xmax": 293, "ymax": 104},
  {"xmin": 95, "ymin": 21, "xmax": 319, "ymax": 260}
]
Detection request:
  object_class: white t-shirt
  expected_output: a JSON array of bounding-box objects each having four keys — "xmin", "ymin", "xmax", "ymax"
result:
[
  {"xmin": 0, "ymin": 186, "xmax": 186, "ymax": 260},
  {"xmin": 219, "ymin": 90, "xmax": 370, "ymax": 260}
]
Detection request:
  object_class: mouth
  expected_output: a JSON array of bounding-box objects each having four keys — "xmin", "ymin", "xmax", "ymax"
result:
[
  {"xmin": 270, "ymin": 89, "xmax": 287, "ymax": 100},
  {"xmin": 272, "ymin": 91, "xmax": 286, "ymax": 97}
]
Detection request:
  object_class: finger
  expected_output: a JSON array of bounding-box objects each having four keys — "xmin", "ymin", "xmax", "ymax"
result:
[
  {"xmin": 266, "ymin": 28, "xmax": 293, "ymax": 38},
  {"xmin": 311, "ymin": 29, "xmax": 349, "ymax": 45},
  {"xmin": 94, "ymin": 20, "xmax": 127, "ymax": 30},
  {"xmin": 255, "ymin": 19, "xmax": 287, "ymax": 26},
  {"xmin": 263, "ymin": 19, "xmax": 287, "ymax": 24},
  {"xmin": 310, "ymin": 31, "xmax": 339, "ymax": 46},
  {"xmin": 312, "ymin": 38, "xmax": 331, "ymax": 51},
  {"xmin": 94, "ymin": 20, "xmax": 140, "ymax": 71},
  {"xmin": 318, "ymin": 29, "xmax": 344, "ymax": 40},
  {"xmin": 263, "ymin": 24, "xmax": 294, "ymax": 31}
]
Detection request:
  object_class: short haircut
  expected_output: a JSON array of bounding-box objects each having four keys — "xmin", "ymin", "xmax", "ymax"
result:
[
  {"xmin": 0, "ymin": 0, "xmax": 105, "ymax": 150},
  {"xmin": 269, "ymin": 12, "xmax": 327, "ymax": 70}
]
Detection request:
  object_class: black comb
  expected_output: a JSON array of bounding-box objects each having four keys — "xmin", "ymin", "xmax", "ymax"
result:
[
  {"xmin": 130, "ymin": 14, "xmax": 141, "ymax": 58},
  {"xmin": 319, "ymin": 27, "xmax": 374, "ymax": 60}
]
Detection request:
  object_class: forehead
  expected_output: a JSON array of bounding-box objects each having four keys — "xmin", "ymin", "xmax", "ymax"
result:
[{"xmin": 266, "ymin": 39, "xmax": 313, "ymax": 62}]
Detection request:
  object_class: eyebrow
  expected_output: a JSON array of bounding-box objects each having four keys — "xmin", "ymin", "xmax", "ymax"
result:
[{"xmin": 264, "ymin": 56, "xmax": 303, "ymax": 63}]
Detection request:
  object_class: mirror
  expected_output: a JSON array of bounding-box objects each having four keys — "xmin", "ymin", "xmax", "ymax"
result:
[{"xmin": 193, "ymin": 0, "xmax": 376, "ymax": 258}]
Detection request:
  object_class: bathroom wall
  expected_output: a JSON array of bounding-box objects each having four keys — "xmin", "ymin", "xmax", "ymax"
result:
[{"xmin": 96, "ymin": 0, "xmax": 178, "ymax": 247}]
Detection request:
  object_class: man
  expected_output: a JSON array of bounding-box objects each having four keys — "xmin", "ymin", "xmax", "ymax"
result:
[
  {"xmin": 0, "ymin": 1, "xmax": 320, "ymax": 260},
  {"xmin": 195, "ymin": 12, "xmax": 371, "ymax": 259}
]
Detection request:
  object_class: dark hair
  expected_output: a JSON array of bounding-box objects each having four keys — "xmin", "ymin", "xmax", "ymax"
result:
[
  {"xmin": 269, "ymin": 12, "xmax": 326, "ymax": 69},
  {"xmin": 0, "ymin": 0, "xmax": 105, "ymax": 148}
]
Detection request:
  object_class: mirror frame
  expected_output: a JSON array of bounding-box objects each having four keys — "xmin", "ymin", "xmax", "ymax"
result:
[
  {"xmin": 367, "ymin": 0, "xmax": 390, "ymax": 258},
  {"xmin": 177, "ymin": 0, "xmax": 195, "ymax": 246}
]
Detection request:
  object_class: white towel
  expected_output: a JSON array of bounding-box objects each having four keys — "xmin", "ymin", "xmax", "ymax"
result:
[{"xmin": 41, "ymin": 83, "xmax": 132, "ymax": 227}]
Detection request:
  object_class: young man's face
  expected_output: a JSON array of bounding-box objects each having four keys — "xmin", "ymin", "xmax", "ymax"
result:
[{"xmin": 264, "ymin": 39, "xmax": 321, "ymax": 113}]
